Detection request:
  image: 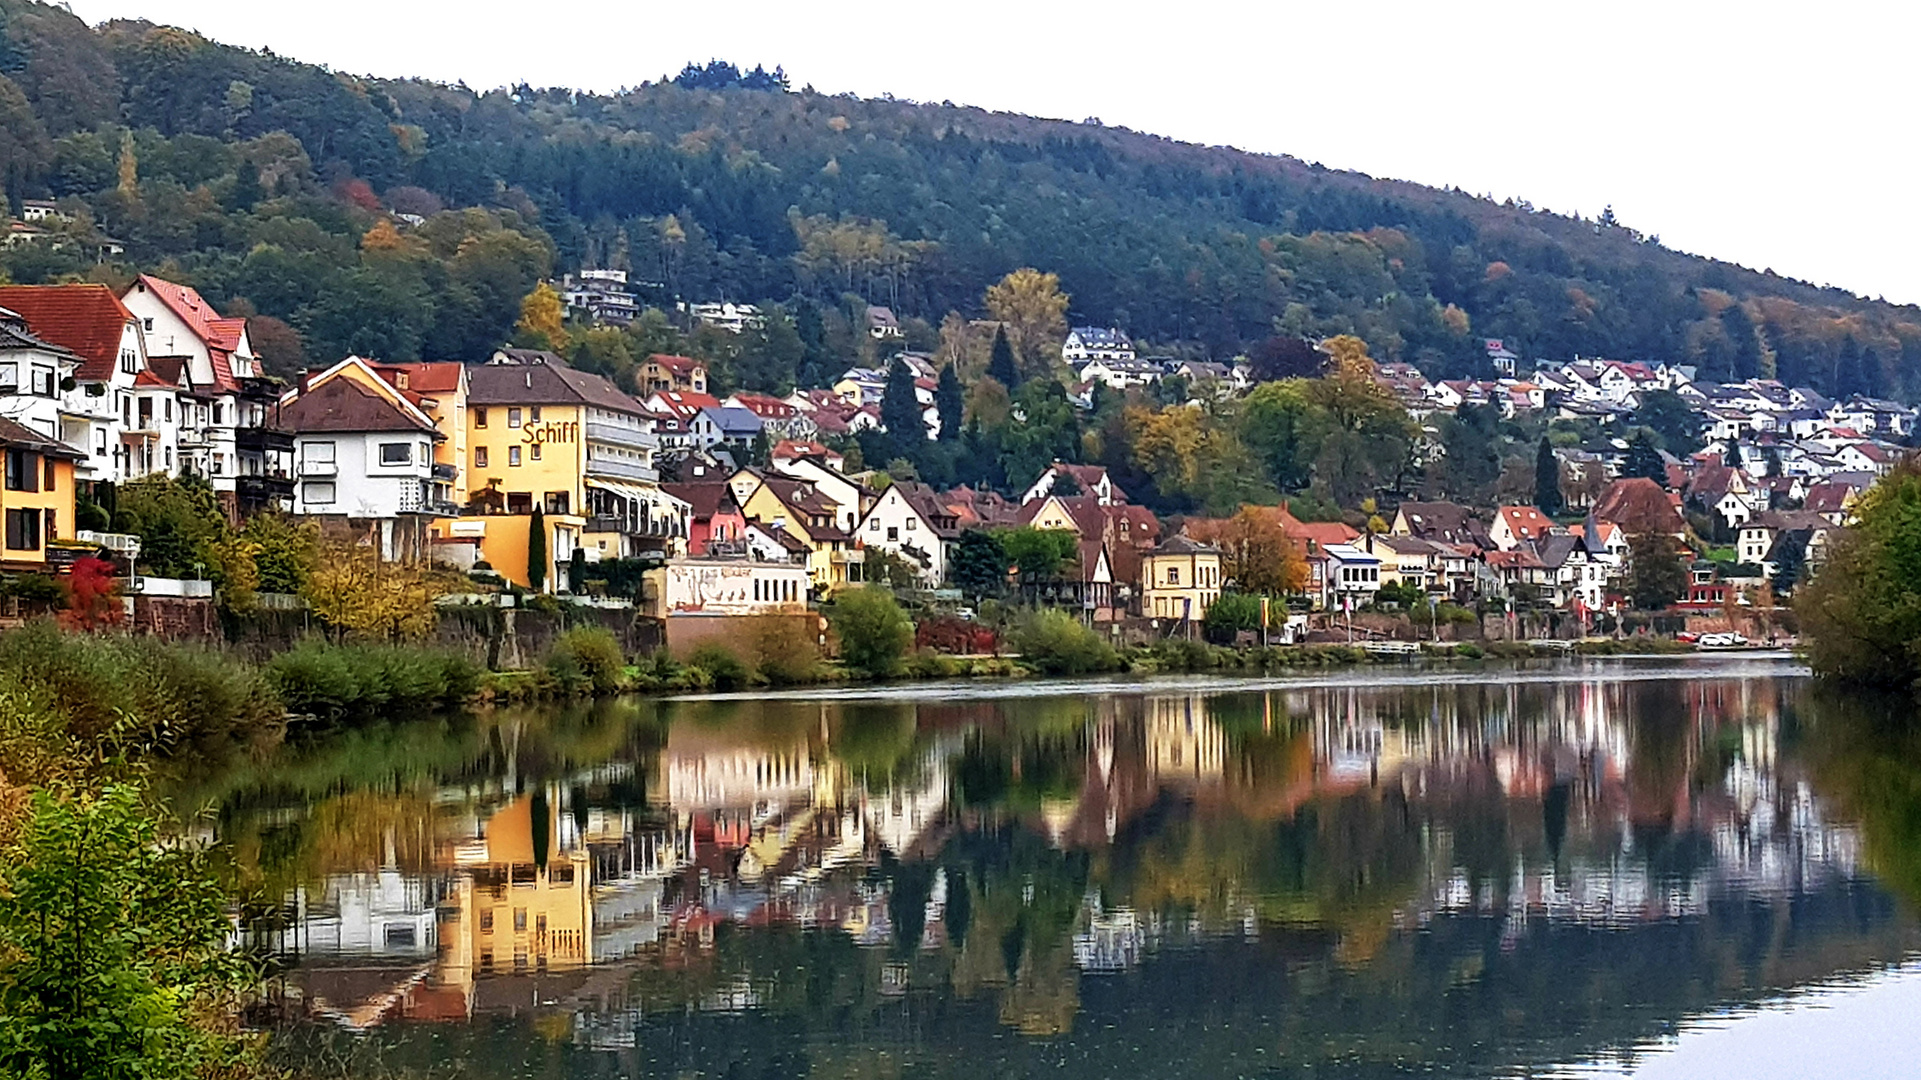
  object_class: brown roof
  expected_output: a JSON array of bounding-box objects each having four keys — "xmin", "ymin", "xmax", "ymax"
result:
[
  {"xmin": 662, "ymin": 482, "xmax": 741, "ymax": 520},
  {"xmin": 469, "ymin": 354, "xmax": 645, "ymax": 413},
  {"xmin": 1592, "ymin": 478, "xmax": 1687, "ymax": 535},
  {"xmin": 757, "ymin": 477, "xmax": 850, "ymax": 540},
  {"xmin": 0, "ymin": 416, "xmax": 82, "ymax": 459},
  {"xmin": 281, "ymin": 377, "xmax": 439, "ymax": 435},
  {"xmin": 0, "ymin": 284, "xmax": 133, "ymax": 381}
]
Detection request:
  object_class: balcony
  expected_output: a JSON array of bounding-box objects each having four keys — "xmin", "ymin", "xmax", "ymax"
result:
[
  {"xmin": 176, "ymin": 427, "xmax": 211, "ymax": 448},
  {"xmin": 236, "ymin": 473, "xmax": 295, "ymax": 506},
  {"xmin": 432, "ymin": 462, "xmax": 458, "ymax": 480},
  {"xmin": 585, "ymin": 421, "xmax": 660, "ymax": 451},
  {"xmin": 236, "ymin": 426, "xmax": 295, "ymax": 454},
  {"xmin": 586, "ymin": 514, "xmax": 686, "ymax": 538},
  {"xmin": 584, "ymin": 456, "xmax": 659, "ymax": 483}
]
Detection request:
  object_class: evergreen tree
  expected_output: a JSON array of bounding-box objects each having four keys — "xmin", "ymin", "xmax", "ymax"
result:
[
  {"xmin": 1534, "ymin": 436, "xmax": 1564, "ymax": 516},
  {"xmin": 1771, "ymin": 533, "xmax": 1806, "ymax": 594},
  {"xmin": 987, "ymin": 326, "xmax": 1020, "ymax": 390},
  {"xmin": 1835, "ymin": 335, "xmax": 1866, "ymax": 398},
  {"xmin": 935, "ymin": 362, "xmax": 963, "ymax": 441},
  {"xmin": 950, "ymin": 529, "xmax": 1009, "ymax": 600},
  {"xmin": 1625, "ymin": 431, "xmax": 1668, "ymax": 485},
  {"xmin": 881, "ymin": 357, "xmax": 924, "ymax": 461},
  {"xmin": 227, "ymin": 159, "xmax": 262, "ymax": 212},
  {"xmin": 527, "ymin": 506, "xmax": 547, "ymax": 591},
  {"xmin": 1720, "ymin": 302, "xmax": 1764, "ymax": 382}
]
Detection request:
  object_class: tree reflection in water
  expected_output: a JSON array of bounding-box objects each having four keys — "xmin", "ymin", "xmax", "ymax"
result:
[{"xmin": 191, "ymin": 658, "xmax": 1921, "ymax": 1078}]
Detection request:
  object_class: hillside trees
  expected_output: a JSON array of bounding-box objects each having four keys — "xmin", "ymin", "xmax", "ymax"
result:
[{"xmin": 1797, "ymin": 456, "xmax": 1921, "ymax": 686}]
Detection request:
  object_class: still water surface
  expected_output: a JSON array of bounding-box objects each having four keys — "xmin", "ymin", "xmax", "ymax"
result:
[{"xmin": 185, "ymin": 655, "xmax": 1921, "ymax": 1078}]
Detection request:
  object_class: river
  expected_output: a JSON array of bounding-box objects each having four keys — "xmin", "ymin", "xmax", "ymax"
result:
[{"xmin": 181, "ymin": 654, "xmax": 1921, "ymax": 1078}]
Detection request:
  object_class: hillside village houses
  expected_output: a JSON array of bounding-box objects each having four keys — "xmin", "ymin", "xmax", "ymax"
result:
[{"xmin": 0, "ymin": 265, "xmax": 1912, "ymax": 646}]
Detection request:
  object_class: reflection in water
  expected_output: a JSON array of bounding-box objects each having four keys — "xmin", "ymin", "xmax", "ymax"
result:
[{"xmin": 211, "ymin": 658, "xmax": 1921, "ymax": 1077}]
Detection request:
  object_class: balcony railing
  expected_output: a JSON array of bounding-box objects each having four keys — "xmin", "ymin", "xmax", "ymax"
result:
[
  {"xmin": 585, "ymin": 421, "xmax": 660, "ymax": 451},
  {"xmin": 432, "ymin": 462, "xmax": 458, "ymax": 480},
  {"xmin": 584, "ymin": 456, "xmax": 659, "ymax": 482},
  {"xmin": 236, "ymin": 426, "xmax": 295, "ymax": 453},
  {"xmin": 297, "ymin": 460, "xmax": 337, "ymax": 478}
]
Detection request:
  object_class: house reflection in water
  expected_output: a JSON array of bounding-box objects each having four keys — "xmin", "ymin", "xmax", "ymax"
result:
[{"xmin": 258, "ymin": 669, "xmax": 1885, "ymax": 1045}]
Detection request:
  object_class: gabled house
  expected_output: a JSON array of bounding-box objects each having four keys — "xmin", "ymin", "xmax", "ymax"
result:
[
  {"xmin": 1021, "ymin": 462, "xmax": 1128, "ymax": 506},
  {"xmin": 280, "ymin": 373, "xmax": 447, "ymax": 561},
  {"xmin": 1389, "ymin": 501, "xmax": 1486, "ymax": 548},
  {"xmin": 662, "ymin": 482, "xmax": 748, "ymax": 557},
  {"xmin": 1062, "ymin": 327, "xmax": 1134, "ymax": 365},
  {"xmin": 858, "ymin": 480, "xmax": 961, "ymax": 586},
  {"xmin": 0, "ymin": 284, "xmax": 158, "ymax": 483},
  {"xmin": 732, "ymin": 473, "xmax": 859, "ymax": 587},
  {"xmin": 1488, "ymin": 505, "xmax": 1556, "ymax": 551},
  {"xmin": 691, "ymin": 406, "xmax": 763, "ymax": 455},
  {"xmin": 639, "ymin": 354, "xmax": 708, "ymax": 395},
  {"xmin": 120, "ymin": 275, "xmax": 291, "ymax": 515}
]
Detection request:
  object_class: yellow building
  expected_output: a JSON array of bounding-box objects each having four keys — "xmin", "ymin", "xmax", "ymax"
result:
[
  {"xmin": 0, "ymin": 417, "xmax": 78, "ymax": 571},
  {"xmin": 1140, "ymin": 535, "xmax": 1222, "ymax": 622},
  {"xmin": 449, "ymin": 793, "xmax": 593, "ymax": 978},
  {"xmin": 731, "ymin": 471, "xmax": 861, "ymax": 588},
  {"xmin": 436, "ymin": 351, "xmax": 683, "ymax": 589}
]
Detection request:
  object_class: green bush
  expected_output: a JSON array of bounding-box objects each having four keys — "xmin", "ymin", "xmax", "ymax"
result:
[
  {"xmin": 545, "ymin": 626, "xmax": 627, "ymax": 695},
  {"xmin": 748, "ymin": 615, "xmax": 823, "ymax": 685},
  {"xmin": 1012, "ymin": 610, "xmax": 1120, "ymax": 675},
  {"xmin": 0, "ymin": 783, "xmax": 263, "ymax": 1079},
  {"xmin": 828, "ymin": 587, "xmax": 914, "ymax": 678},
  {"xmin": 688, "ymin": 642, "xmax": 751, "ymax": 690},
  {"xmin": 0, "ymin": 622, "xmax": 281, "ymax": 763},
  {"xmin": 1201, "ymin": 593, "xmax": 1266, "ymax": 645},
  {"xmin": 267, "ymin": 640, "xmax": 479, "ymax": 722}
]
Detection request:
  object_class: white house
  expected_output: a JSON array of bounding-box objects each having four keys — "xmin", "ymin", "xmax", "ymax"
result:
[
  {"xmin": 1321, "ymin": 543, "xmax": 1382, "ymax": 610},
  {"xmin": 0, "ymin": 306, "xmax": 79, "ymax": 444},
  {"xmin": 280, "ymin": 370, "xmax": 448, "ymax": 559},
  {"xmin": 1062, "ymin": 327, "xmax": 1134, "ymax": 365},
  {"xmin": 858, "ymin": 480, "xmax": 960, "ymax": 586},
  {"xmin": 1078, "ymin": 356, "xmax": 1163, "ymax": 390},
  {"xmin": 121, "ymin": 275, "xmax": 291, "ymax": 512}
]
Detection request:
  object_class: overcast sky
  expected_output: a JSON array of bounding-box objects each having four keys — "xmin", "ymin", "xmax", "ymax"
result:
[{"xmin": 62, "ymin": 0, "xmax": 1921, "ymax": 307}]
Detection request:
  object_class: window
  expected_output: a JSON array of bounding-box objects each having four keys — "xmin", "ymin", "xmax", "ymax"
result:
[
  {"xmin": 544, "ymin": 492, "xmax": 569, "ymax": 515},
  {"xmin": 304, "ymin": 481, "xmax": 335, "ymax": 505},
  {"xmin": 302, "ymin": 441, "xmax": 335, "ymax": 466},
  {"xmin": 475, "ymin": 407, "xmax": 489, "ymax": 428},
  {"xmin": 5, "ymin": 509, "xmax": 41, "ymax": 551},
  {"xmin": 530, "ymin": 406, "xmax": 542, "ymax": 423},
  {"xmin": 475, "ymin": 446, "xmax": 489, "ymax": 468},
  {"xmin": 508, "ymin": 446, "xmax": 522, "ymax": 467},
  {"xmin": 43, "ymin": 508, "xmax": 56, "ymax": 542},
  {"xmin": 1166, "ymin": 565, "xmax": 1180, "ymax": 585},
  {"xmin": 142, "ymin": 317, "xmax": 153, "ymax": 331},
  {"xmin": 5, "ymin": 450, "xmax": 39, "ymax": 493},
  {"xmin": 479, "ymin": 911, "xmax": 494, "ymax": 933},
  {"xmin": 120, "ymin": 350, "xmax": 138, "ymax": 375},
  {"xmin": 530, "ymin": 442, "xmax": 542, "ymax": 461},
  {"xmin": 42, "ymin": 457, "xmax": 54, "ymax": 491},
  {"xmin": 378, "ymin": 442, "xmax": 411, "ymax": 466},
  {"xmin": 30, "ymin": 367, "xmax": 54, "ymax": 396},
  {"xmin": 887, "ymin": 527, "xmax": 898, "ymax": 542},
  {"xmin": 508, "ymin": 408, "xmax": 523, "ymax": 428},
  {"xmin": 905, "ymin": 518, "xmax": 916, "ymax": 530},
  {"xmin": 513, "ymin": 909, "xmax": 527, "ymax": 932},
  {"xmin": 213, "ymin": 404, "xmax": 224, "ymax": 426},
  {"xmin": 869, "ymin": 518, "xmax": 880, "ymax": 531}
]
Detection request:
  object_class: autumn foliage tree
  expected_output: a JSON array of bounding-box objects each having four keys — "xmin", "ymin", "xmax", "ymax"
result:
[
  {"xmin": 301, "ymin": 540, "xmax": 447, "ymax": 641},
  {"xmin": 58, "ymin": 556, "xmax": 121, "ymax": 630},
  {"xmin": 514, "ymin": 281, "xmax": 570, "ymax": 353},
  {"xmin": 1188, "ymin": 507, "xmax": 1310, "ymax": 596},
  {"xmin": 983, "ymin": 268, "xmax": 1069, "ymax": 372}
]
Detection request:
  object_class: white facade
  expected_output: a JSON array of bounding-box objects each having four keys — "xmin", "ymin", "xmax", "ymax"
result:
[
  {"xmin": 859, "ymin": 485, "xmax": 950, "ymax": 586},
  {"xmin": 294, "ymin": 430, "xmax": 438, "ymax": 519},
  {"xmin": 1062, "ymin": 327, "xmax": 1134, "ymax": 365}
]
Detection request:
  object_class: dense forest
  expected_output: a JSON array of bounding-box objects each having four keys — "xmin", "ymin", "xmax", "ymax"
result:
[{"xmin": 2, "ymin": 0, "xmax": 1919, "ymax": 399}]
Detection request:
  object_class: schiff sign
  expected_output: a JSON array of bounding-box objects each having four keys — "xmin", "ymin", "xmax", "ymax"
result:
[{"xmin": 522, "ymin": 420, "xmax": 579, "ymax": 445}]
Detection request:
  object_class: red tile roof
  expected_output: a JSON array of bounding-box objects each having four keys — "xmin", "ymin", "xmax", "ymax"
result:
[
  {"xmin": 0, "ymin": 284, "xmax": 134, "ymax": 381},
  {"xmin": 131, "ymin": 275, "xmax": 244, "ymax": 390}
]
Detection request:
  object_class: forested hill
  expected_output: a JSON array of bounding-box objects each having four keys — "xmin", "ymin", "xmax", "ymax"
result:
[{"xmin": 2, "ymin": 0, "xmax": 1918, "ymax": 397}]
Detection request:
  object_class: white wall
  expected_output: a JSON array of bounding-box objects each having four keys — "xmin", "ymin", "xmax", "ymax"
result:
[{"xmin": 295, "ymin": 431, "xmax": 434, "ymax": 518}]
